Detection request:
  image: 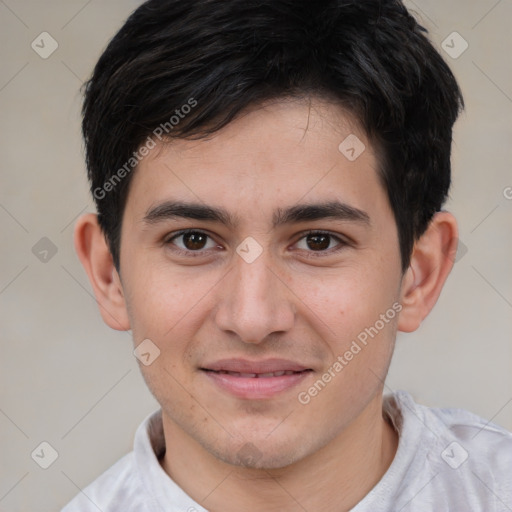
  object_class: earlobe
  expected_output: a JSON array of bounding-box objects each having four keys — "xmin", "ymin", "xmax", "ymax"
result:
[
  {"xmin": 397, "ymin": 211, "xmax": 459, "ymax": 333},
  {"xmin": 74, "ymin": 213, "xmax": 131, "ymax": 331}
]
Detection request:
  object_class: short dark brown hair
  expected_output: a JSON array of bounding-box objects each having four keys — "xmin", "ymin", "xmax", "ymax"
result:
[{"xmin": 82, "ymin": 0, "xmax": 464, "ymax": 271}]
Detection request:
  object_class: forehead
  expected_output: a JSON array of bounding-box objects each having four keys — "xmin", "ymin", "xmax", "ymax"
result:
[{"xmin": 124, "ymin": 98, "xmax": 387, "ymax": 225}]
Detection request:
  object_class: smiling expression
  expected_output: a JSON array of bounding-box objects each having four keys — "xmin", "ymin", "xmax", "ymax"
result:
[{"xmin": 117, "ymin": 97, "xmax": 404, "ymax": 468}]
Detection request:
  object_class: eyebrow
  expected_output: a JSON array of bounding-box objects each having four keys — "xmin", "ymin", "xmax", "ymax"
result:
[{"xmin": 142, "ymin": 200, "xmax": 370, "ymax": 229}]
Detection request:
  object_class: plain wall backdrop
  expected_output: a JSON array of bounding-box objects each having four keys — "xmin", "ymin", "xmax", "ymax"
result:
[{"xmin": 1, "ymin": 1, "xmax": 511, "ymax": 511}]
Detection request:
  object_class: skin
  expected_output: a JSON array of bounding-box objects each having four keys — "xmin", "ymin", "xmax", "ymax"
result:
[{"xmin": 75, "ymin": 97, "xmax": 458, "ymax": 512}]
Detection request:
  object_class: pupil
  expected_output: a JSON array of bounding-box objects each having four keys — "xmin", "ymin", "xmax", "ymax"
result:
[
  {"xmin": 307, "ymin": 234, "xmax": 330, "ymax": 251},
  {"xmin": 184, "ymin": 232, "xmax": 206, "ymax": 250}
]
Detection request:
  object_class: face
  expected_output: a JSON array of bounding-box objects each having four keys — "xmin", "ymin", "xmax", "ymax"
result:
[{"xmin": 118, "ymin": 98, "xmax": 404, "ymax": 468}]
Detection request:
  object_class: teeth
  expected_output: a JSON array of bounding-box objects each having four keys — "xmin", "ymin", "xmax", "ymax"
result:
[{"xmin": 227, "ymin": 371, "xmax": 258, "ymax": 377}]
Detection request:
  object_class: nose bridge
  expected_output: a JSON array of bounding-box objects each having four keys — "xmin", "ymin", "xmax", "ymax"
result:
[
  {"xmin": 214, "ymin": 247, "xmax": 295, "ymax": 343},
  {"xmin": 234, "ymin": 252, "xmax": 275, "ymax": 305}
]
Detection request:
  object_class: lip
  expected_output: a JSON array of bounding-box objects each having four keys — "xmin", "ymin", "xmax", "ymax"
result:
[
  {"xmin": 200, "ymin": 358, "xmax": 313, "ymax": 400},
  {"xmin": 202, "ymin": 358, "xmax": 311, "ymax": 374}
]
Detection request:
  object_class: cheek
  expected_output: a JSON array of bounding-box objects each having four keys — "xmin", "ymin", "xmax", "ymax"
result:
[
  {"xmin": 124, "ymin": 264, "xmax": 195, "ymax": 341},
  {"xmin": 298, "ymin": 264, "xmax": 400, "ymax": 373},
  {"xmin": 304, "ymin": 265, "xmax": 397, "ymax": 327}
]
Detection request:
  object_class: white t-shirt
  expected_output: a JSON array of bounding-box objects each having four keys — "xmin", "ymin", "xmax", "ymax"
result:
[{"xmin": 61, "ymin": 391, "xmax": 512, "ymax": 511}]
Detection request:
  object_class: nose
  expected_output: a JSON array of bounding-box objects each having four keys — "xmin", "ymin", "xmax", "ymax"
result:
[{"xmin": 214, "ymin": 249, "xmax": 296, "ymax": 344}]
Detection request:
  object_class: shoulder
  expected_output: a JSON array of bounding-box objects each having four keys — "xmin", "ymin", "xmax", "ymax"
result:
[
  {"xmin": 412, "ymin": 393, "xmax": 512, "ymax": 469},
  {"xmin": 61, "ymin": 452, "xmax": 149, "ymax": 512},
  {"xmin": 61, "ymin": 410, "xmax": 166, "ymax": 512},
  {"xmin": 389, "ymin": 391, "xmax": 512, "ymax": 510}
]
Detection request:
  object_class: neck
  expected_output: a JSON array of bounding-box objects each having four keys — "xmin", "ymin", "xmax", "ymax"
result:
[{"xmin": 160, "ymin": 393, "xmax": 398, "ymax": 512}]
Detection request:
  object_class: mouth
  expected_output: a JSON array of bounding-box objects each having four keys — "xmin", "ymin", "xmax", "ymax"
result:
[
  {"xmin": 202, "ymin": 369, "xmax": 309, "ymax": 378},
  {"xmin": 200, "ymin": 359, "xmax": 313, "ymax": 399}
]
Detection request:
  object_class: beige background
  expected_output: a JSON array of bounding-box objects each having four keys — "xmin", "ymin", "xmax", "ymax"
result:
[{"xmin": 1, "ymin": 1, "xmax": 511, "ymax": 511}]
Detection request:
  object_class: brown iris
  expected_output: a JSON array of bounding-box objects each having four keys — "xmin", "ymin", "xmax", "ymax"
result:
[
  {"xmin": 305, "ymin": 233, "xmax": 331, "ymax": 251},
  {"xmin": 182, "ymin": 232, "xmax": 208, "ymax": 250}
]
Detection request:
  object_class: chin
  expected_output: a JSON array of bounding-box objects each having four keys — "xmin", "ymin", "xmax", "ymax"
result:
[{"xmin": 207, "ymin": 435, "xmax": 311, "ymax": 470}]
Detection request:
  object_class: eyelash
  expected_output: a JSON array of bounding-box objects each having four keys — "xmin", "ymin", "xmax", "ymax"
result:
[{"xmin": 164, "ymin": 229, "xmax": 348, "ymax": 258}]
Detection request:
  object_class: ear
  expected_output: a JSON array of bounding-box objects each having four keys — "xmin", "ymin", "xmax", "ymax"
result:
[
  {"xmin": 74, "ymin": 213, "xmax": 130, "ymax": 331},
  {"xmin": 397, "ymin": 211, "xmax": 458, "ymax": 333}
]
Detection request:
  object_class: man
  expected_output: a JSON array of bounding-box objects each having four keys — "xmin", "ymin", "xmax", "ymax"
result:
[{"xmin": 63, "ymin": 0, "xmax": 512, "ymax": 510}]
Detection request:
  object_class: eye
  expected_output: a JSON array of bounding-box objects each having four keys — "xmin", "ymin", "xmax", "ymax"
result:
[
  {"xmin": 165, "ymin": 229, "xmax": 348, "ymax": 259},
  {"xmin": 294, "ymin": 230, "xmax": 346, "ymax": 256},
  {"xmin": 166, "ymin": 230, "xmax": 219, "ymax": 255}
]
